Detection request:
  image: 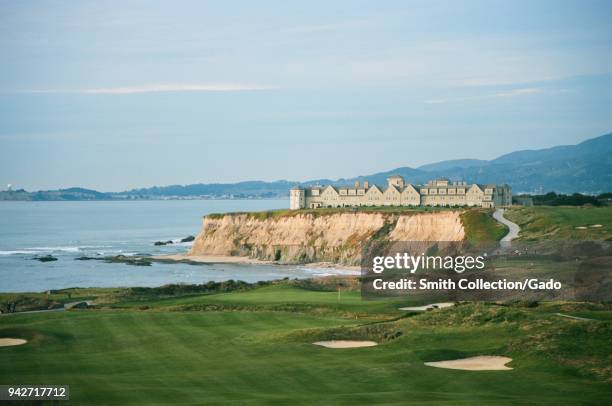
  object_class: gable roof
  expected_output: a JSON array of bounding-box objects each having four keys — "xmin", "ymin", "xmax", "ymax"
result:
[
  {"xmin": 365, "ymin": 185, "xmax": 383, "ymax": 195},
  {"xmin": 322, "ymin": 185, "xmax": 339, "ymax": 195},
  {"xmin": 401, "ymin": 184, "xmax": 419, "ymax": 194},
  {"xmin": 384, "ymin": 185, "xmax": 401, "ymax": 194}
]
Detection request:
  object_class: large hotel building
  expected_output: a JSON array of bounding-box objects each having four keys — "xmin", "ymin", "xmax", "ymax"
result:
[{"xmin": 290, "ymin": 176, "xmax": 511, "ymax": 210}]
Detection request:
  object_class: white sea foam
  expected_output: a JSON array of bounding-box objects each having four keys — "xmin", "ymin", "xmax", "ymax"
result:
[
  {"xmin": 299, "ymin": 267, "xmax": 360, "ymax": 276},
  {"xmin": 1, "ymin": 245, "xmax": 115, "ymax": 256},
  {"xmin": 0, "ymin": 250, "xmax": 33, "ymax": 256},
  {"xmin": 30, "ymin": 246, "xmax": 81, "ymax": 253}
]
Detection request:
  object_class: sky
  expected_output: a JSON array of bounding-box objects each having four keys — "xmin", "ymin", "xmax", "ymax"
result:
[{"xmin": 0, "ymin": 0, "xmax": 611, "ymax": 191}]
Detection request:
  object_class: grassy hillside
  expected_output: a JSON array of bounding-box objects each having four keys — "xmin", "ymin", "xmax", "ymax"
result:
[
  {"xmin": 461, "ymin": 209, "xmax": 508, "ymax": 242},
  {"xmin": 1, "ymin": 283, "xmax": 610, "ymax": 404},
  {"xmin": 505, "ymin": 206, "xmax": 611, "ymax": 241}
]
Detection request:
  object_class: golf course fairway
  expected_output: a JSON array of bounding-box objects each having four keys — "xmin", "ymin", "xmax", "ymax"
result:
[{"xmin": 1, "ymin": 283, "xmax": 610, "ymax": 404}]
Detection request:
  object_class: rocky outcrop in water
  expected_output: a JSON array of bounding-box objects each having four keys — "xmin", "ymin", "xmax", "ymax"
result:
[
  {"xmin": 75, "ymin": 254, "xmax": 152, "ymax": 266},
  {"xmin": 33, "ymin": 255, "xmax": 58, "ymax": 262}
]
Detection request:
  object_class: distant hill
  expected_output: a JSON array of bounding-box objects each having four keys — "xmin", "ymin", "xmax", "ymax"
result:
[
  {"xmin": 329, "ymin": 167, "xmax": 428, "ymax": 187},
  {"xmin": 332, "ymin": 133, "xmax": 611, "ymax": 193},
  {"xmin": 425, "ymin": 133, "xmax": 612, "ymax": 193},
  {"xmin": 0, "ymin": 187, "xmax": 112, "ymax": 201},
  {"xmin": 120, "ymin": 180, "xmax": 294, "ymax": 199},
  {"xmin": 1, "ymin": 132, "xmax": 610, "ymax": 200},
  {"xmin": 417, "ymin": 159, "xmax": 488, "ymax": 172}
]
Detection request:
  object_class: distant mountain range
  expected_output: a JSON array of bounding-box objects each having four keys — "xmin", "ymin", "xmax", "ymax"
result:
[
  {"xmin": 336, "ymin": 132, "xmax": 612, "ymax": 194},
  {"xmin": 2, "ymin": 132, "xmax": 610, "ymax": 200}
]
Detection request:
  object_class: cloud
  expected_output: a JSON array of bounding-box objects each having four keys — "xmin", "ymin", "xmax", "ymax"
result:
[
  {"xmin": 23, "ymin": 83, "xmax": 273, "ymax": 94},
  {"xmin": 288, "ymin": 19, "xmax": 373, "ymax": 34},
  {"xmin": 425, "ymin": 87, "xmax": 544, "ymax": 104},
  {"xmin": 494, "ymin": 88, "xmax": 543, "ymax": 97}
]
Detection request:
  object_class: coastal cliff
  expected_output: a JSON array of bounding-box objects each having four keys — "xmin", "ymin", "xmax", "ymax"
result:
[{"xmin": 189, "ymin": 210, "xmax": 468, "ymax": 265}]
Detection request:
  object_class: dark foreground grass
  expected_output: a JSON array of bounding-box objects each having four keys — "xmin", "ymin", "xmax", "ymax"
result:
[{"xmin": 1, "ymin": 284, "xmax": 610, "ymax": 405}]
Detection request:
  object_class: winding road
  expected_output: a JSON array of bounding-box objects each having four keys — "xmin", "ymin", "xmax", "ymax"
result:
[{"xmin": 493, "ymin": 209, "xmax": 520, "ymax": 248}]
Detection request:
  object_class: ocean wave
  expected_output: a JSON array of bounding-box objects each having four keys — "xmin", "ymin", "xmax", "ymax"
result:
[
  {"xmin": 30, "ymin": 246, "xmax": 81, "ymax": 253},
  {"xmin": 0, "ymin": 250, "xmax": 33, "ymax": 256},
  {"xmin": 0, "ymin": 245, "xmax": 113, "ymax": 255},
  {"xmin": 299, "ymin": 267, "xmax": 361, "ymax": 276},
  {"xmin": 165, "ymin": 238, "xmax": 194, "ymax": 246}
]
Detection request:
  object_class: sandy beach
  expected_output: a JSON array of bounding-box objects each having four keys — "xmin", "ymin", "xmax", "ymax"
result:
[
  {"xmin": 152, "ymin": 254, "xmax": 361, "ymax": 273},
  {"xmin": 153, "ymin": 254, "xmax": 271, "ymax": 265}
]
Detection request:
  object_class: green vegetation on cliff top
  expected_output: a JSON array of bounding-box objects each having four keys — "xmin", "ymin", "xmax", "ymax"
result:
[
  {"xmin": 205, "ymin": 205, "xmax": 460, "ymax": 219},
  {"xmin": 460, "ymin": 209, "xmax": 508, "ymax": 242}
]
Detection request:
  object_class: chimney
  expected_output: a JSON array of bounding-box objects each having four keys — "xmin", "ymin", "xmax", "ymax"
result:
[
  {"xmin": 364, "ymin": 181, "xmax": 369, "ymax": 189},
  {"xmin": 354, "ymin": 181, "xmax": 360, "ymax": 188}
]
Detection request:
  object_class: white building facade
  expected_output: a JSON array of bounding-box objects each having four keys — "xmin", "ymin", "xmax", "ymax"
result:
[{"xmin": 290, "ymin": 176, "xmax": 511, "ymax": 210}]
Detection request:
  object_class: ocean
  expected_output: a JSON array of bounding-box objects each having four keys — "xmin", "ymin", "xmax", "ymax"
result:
[{"xmin": 0, "ymin": 200, "xmax": 357, "ymax": 292}]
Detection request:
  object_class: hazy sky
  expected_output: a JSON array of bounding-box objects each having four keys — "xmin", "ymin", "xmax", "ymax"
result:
[{"xmin": 1, "ymin": 0, "xmax": 611, "ymax": 191}]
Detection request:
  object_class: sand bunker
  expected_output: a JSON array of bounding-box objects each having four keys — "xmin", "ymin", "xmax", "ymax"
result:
[
  {"xmin": 0, "ymin": 338, "xmax": 27, "ymax": 347},
  {"xmin": 399, "ymin": 302, "xmax": 455, "ymax": 312},
  {"xmin": 425, "ymin": 356, "xmax": 512, "ymax": 371},
  {"xmin": 575, "ymin": 226, "xmax": 587, "ymax": 229},
  {"xmin": 313, "ymin": 340, "xmax": 378, "ymax": 348},
  {"xmin": 590, "ymin": 224, "xmax": 603, "ymax": 228}
]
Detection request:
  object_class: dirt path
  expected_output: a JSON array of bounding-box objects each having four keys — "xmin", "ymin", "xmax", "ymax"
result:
[
  {"xmin": 1, "ymin": 301, "xmax": 92, "ymax": 317},
  {"xmin": 493, "ymin": 209, "xmax": 520, "ymax": 248},
  {"xmin": 555, "ymin": 313, "xmax": 595, "ymax": 322},
  {"xmin": 0, "ymin": 308, "xmax": 64, "ymax": 316}
]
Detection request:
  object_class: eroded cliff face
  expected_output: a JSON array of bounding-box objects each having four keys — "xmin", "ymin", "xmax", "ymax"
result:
[{"xmin": 189, "ymin": 211, "xmax": 465, "ymax": 265}]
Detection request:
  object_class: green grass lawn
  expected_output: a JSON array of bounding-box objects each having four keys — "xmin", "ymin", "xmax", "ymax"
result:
[
  {"xmin": 113, "ymin": 285, "xmax": 405, "ymax": 319},
  {"xmin": 461, "ymin": 209, "xmax": 508, "ymax": 242},
  {"xmin": 505, "ymin": 206, "xmax": 611, "ymax": 241},
  {"xmin": 1, "ymin": 284, "xmax": 610, "ymax": 404}
]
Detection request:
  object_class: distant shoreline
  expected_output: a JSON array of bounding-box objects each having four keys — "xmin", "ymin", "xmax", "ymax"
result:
[{"xmin": 0, "ymin": 197, "xmax": 287, "ymax": 202}]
